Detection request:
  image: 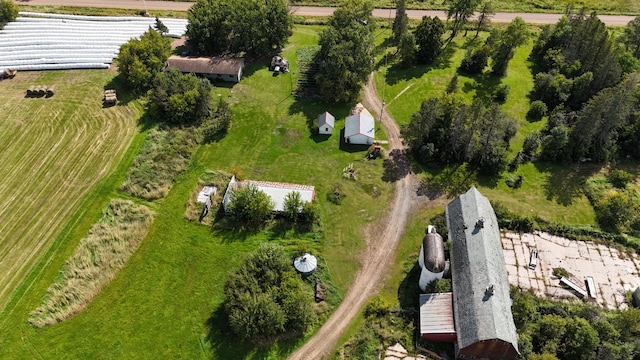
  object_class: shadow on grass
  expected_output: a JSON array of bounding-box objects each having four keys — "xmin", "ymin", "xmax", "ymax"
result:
[
  {"xmin": 382, "ymin": 149, "xmax": 411, "ymax": 182},
  {"xmin": 461, "ymin": 73, "xmax": 503, "ymax": 104},
  {"xmin": 288, "ymin": 97, "xmax": 351, "ymax": 137},
  {"xmin": 210, "ymin": 213, "xmax": 261, "ymax": 242},
  {"xmin": 534, "ymin": 161, "xmax": 602, "ymax": 206},
  {"xmin": 104, "ymin": 73, "xmax": 136, "ymax": 107},
  {"xmin": 385, "ymin": 42, "xmax": 458, "ymax": 86},
  {"xmin": 418, "ymin": 164, "xmax": 477, "ymax": 199},
  {"xmin": 398, "ymin": 261, "xmax": 422, "ymax": 311}
]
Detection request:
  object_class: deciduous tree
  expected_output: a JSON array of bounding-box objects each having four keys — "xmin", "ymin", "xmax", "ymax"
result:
[
  {"xmin": 187, "ymin": 0, "xmax": 292, "ymax": 58},
  {"xmin": 117, "ymin": 29, "xmax": 171, "ymax": 94},
  {"xmin": 0, "ymin": 0, "xmax": 18, "ymax": 28},
  {"xmin": 392, "ymin": 0, "xmax": 408, "ymax": 43},
  {"xmin": 228, "ymin": 185, "xmax": 274, "ymax": 229},
  {"xmin": 315, "ymin": 0, "xmax": 374, "ymax": 103},
  {"xmin": 151, "ymin": 68, "xmax": 212, "ymax": 124},
  {"xmin": 224, "ymin": 244, "xmax": 316, "ymax": 343}
]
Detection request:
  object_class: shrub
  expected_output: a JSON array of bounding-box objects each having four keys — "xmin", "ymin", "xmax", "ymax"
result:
[
  {"xmin": 459, "ymin": 45, "xmax": 490, "ymax": 74},
  {"xmin": 327, "ymin": 184, "xmax": 345, "ymax": 205},
  {"xmin": 553, "ymin": 267, "xmax": 568, "ymax": 278},
  {"xmin": 425, "ymin": 278, "xmax": 451, "ymax": 293},
  {"xmin": 227, "ymin": 185, "xmax": 274, "ymax": 229},
  {"xmin": 224, "ymin": 244, "xmax": 316, "ymax": 343},
  {"xmin": 527, "ymin": 100, "xmax": 548, "ymax": 121},
  {"xmin": 493, "ymin": 84, "xmax": 510, "ymax": 103},
  {"xmin": 505, "ymin": 174, "xmax": 523, "ymax": 189},
  {"xmin": 363, "ymin": 296, "xmax": 391, "ymax": 318},
  {"xmin": 608, "ymin": 169, "xmax": 634, "ymax": 189}
]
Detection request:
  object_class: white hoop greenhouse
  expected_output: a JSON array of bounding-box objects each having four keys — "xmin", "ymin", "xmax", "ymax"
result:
[{"xmin": 0, "ymin": 12, "xmax": 188, "ymax": 73}]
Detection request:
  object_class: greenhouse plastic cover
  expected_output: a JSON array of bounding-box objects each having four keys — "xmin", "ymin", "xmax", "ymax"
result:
[{"xmin": 0, "ymin": 12, "xmax": 187, "ymax": 73}]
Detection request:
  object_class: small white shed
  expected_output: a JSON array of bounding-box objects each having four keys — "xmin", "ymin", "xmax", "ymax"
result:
[
  {"xmin": 318, "ymin": 111, "xmax": 335, "ymax": 135},
  {"xmin": 344, "ymin": 112, "xmax": 375, "ymax": 145}
]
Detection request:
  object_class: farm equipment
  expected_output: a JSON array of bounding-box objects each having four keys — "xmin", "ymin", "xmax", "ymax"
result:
[
  {"xmin": 103, "ymin": 89, "xmax": 117, "ymax": 106},
  {"xmin": 366, "ymin": 144, "xmax": 383, "ymax": 159}
]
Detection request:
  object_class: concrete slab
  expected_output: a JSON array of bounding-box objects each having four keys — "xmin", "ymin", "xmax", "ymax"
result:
[{"xmin": 502, "ymin": 231, "xmax": 640, "ymax": 309}]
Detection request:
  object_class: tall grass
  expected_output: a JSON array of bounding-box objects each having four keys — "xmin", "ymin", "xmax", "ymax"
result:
[
  {"xmin": 28, "ymin": 199, "xmax": 153, "ymax": 327},
  {"xmin": 122, "ymin": 127, "xmax": 200, "ymax": 200}
]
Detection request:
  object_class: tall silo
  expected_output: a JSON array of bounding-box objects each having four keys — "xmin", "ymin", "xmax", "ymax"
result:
[{"xmin": 418, "ymin": 225, "xmax": 446, "ymax": 291}]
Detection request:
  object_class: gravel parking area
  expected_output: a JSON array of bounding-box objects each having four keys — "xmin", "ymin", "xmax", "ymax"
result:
[{"xmin": 502, "ymin": 232, "xmax": 640, "ymax": 309}]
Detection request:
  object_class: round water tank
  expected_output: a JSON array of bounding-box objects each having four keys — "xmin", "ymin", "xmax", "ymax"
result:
[{"xmin": 293, "ymin": 253, "xmax": 317, "ymax": 275}]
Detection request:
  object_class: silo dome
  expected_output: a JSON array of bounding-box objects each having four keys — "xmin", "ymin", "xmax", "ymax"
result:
[
  {"xmin": 293, "ymin": 253, "xmax": 317, "ymax": 275},
  {"xmin": 418, "ymin": 225, "xmax": 446, "ymax": 291}
]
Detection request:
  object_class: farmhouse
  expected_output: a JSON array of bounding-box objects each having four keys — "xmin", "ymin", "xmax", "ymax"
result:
[
  {"xmin": 318, "ymin": 111, "xmax": 335, "ymax": 135},
  {"xmin": 344, "ymin": 112, "xmax": 375, "ymax": 145},
  {"xmin": 419, "ymin": 187, "xmax": 519, "ymax": 359},
  {"xmin": 222, "ymin": 176, "xmax": 315, "ymax": 212},
  {"xmin": 165, "ymin": 56, "xmax": 245, "ymax": 82}
]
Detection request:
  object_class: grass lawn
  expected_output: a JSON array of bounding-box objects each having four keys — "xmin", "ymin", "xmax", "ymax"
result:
[
  {"xmin": 0, "ymin": 25, "xmax": 395, "ymax": 359},
  {"xmin": 0, "ymin": 69, "xmax": 141, "ymax": 313}
]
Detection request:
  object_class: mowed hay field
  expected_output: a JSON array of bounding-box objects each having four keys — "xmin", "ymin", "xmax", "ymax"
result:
[{"xmin": 0, "ymin": 69, "xmax": 140, "ymax": 311}]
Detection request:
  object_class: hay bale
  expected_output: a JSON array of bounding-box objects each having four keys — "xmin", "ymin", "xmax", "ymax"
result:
[
  {"xmin": 46, "ymin": 85, "xmax": 56, "ymax": 97},
  {"xmin": 27, "ymin": 85, "xmax": 35, "ymax": 96},
  {"xmin": 37, "ymin": 86, "xmax": 46, "ymax": 96}
]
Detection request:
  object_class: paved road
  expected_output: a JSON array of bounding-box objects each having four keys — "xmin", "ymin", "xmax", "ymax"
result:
[{"xmin": 18, "ymin": 0, "xmax": 637, "ymax": 26}]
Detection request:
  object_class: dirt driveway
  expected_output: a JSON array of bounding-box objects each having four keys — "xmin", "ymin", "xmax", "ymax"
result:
[{"xmin": 288, "ymin": 76, "xmax": 422, "ymax": 360}]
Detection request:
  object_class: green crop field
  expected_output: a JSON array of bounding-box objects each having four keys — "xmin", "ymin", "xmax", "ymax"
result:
[{"xmin": 0, "ymin": 69, "xmax": 141, "ymax": 312}]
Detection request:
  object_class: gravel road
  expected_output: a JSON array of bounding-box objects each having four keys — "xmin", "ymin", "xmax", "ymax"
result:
[{"xmin": 17, "ymin": 0, "xmax": 636, "ymax": 26}]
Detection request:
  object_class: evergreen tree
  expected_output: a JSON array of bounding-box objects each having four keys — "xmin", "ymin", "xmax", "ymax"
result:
[
  {"xmin": 443, "ymin": 0, "xmax": 482, "ymax": 39},
  {"xmin": 489, "ymin": 17, "xmax": 529, "ymax": 76},
  {"xmin": 398, "ymin": 32, "xmax": 416, "ymax": 68},
  {"xmin": 414, "ymin": 16, "xmax": 445, "ymax": 65},
  {"xmin": 474, "ymin": 1, "xmax": 494, "ymax": 39},
  {"xmin": 392, "ymin": 0, "xmax": 408, "ymax": 43}
]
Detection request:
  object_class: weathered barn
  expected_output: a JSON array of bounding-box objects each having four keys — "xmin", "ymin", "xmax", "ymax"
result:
[
  {"xmin": 165, "ymin": 56, "xmax": 245, "ymax": 82},
  {"xmin": 445, "ymin": 187, "xmax": 520, "ymax": 359},
  {"xmin": 318, "ymin": 111, "xmax": 335, "ymax": 135},
  {"xmin": 222, "ymin": 176, "xmax": 315, "ymax": 212},
  {"xmin": 344, "ymin": 112, "xmax": 375, "ymax": 145}
]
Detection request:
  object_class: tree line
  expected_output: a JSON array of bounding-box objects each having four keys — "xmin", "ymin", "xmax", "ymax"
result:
[
  {"xmin": 401, "ymin": 94, "xmax": 517, "ymax": 175},
  {"xmin": 522, "ymin": 12, "xmax": 640, "ymax": 164},
  {"xmin": 512, "ymin": 287, "xmax": 640, "ymax": 360}
]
